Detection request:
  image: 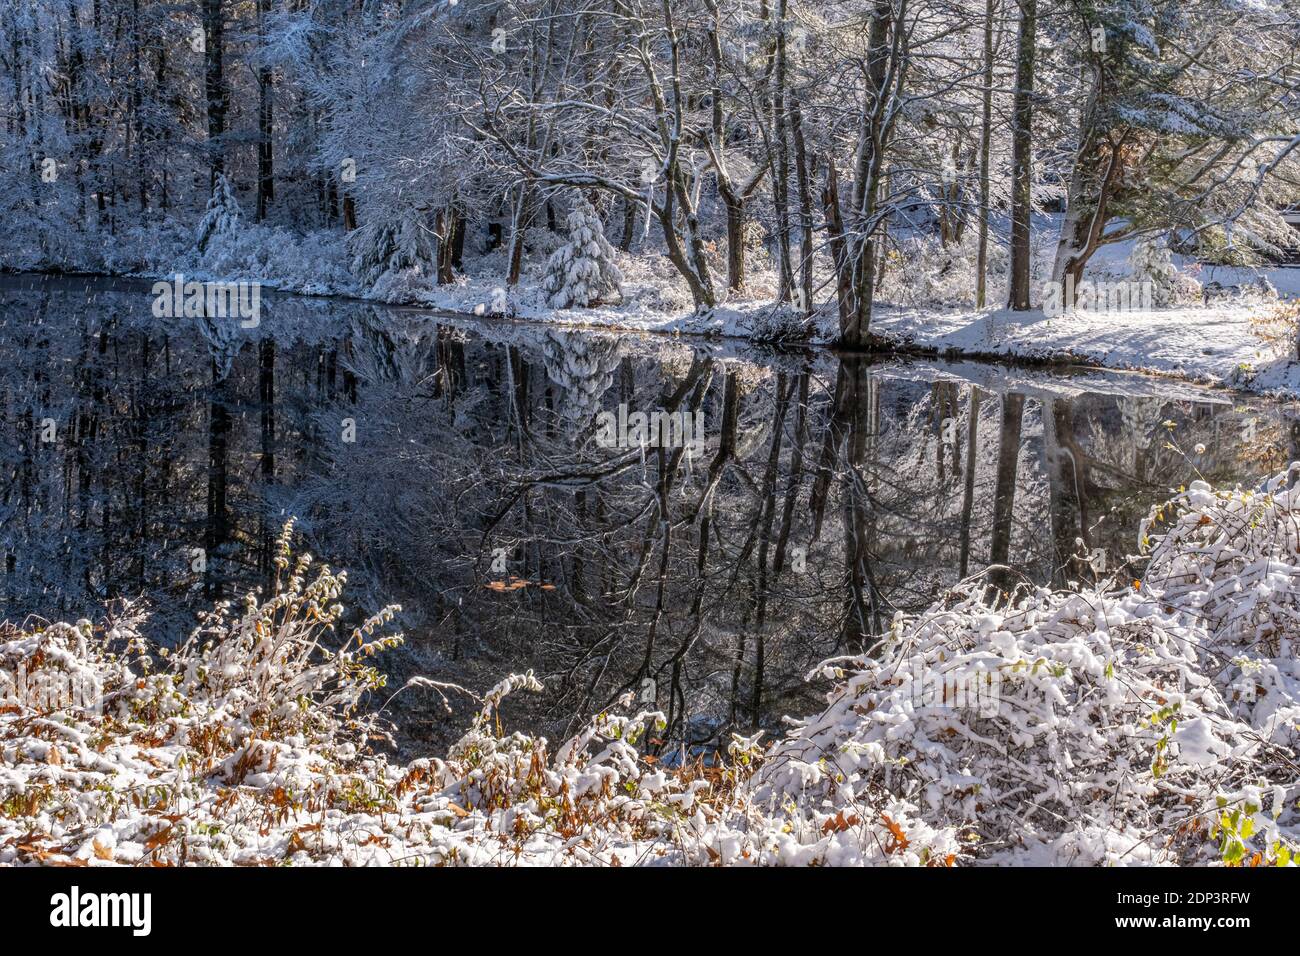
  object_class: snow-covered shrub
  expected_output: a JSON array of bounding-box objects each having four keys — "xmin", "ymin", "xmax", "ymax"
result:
[
  {"xmin": 877, "ymin": 228, "xmax": 1008, "ymax": 308},
  {"xmin": 347, "ymin": 209, "xmax": 436, "ymax": 288},
  {"xmin": 1248, "ymin": 299, "xmax": 1300, "ymax": 361},
  {"xmin": 198, "ymin": 223, "xmax": 352, "ymax": 293},
  {"xmin": 101, "ymin": 219, "xmax": 195, "ymax": 276},
  {"xmin": 195, "ymin": 174, "xmax": 244, "ymax": 253},
  {"xmin": 1131, "ymin": 236, "xmax": 1200, "ymax": 306},
  {"xmin": 0, "ymin": 525, "xmax": 410, "ymax": 865},
  {"xmin": 743, "ymin": 469, "xmax": 1300, "ymax": 866},
  {"xmin": 3, "ymin": 473, "xmax": 1298, "ymax": 867},
  {"xmin": 1141, "ymin": 470, "xmax": 1300, "ymax": 745},
  {"xmin": 754, "ymin": 589, "xmax": 1291, "ymax": 865},
  {"xmin": 520, "ymin": 224, "xmax": 566, "ymax": 269},
  {"xmin": 749, "ymin": 304, "xmax": 815, "ymax": 343},
  {"xmin": 622, "ymin": 257, "xmax": 692, "ymax": 314},
  {"xmin": 0, "ymin": 523, "xmax": 704, "ymax": 866},
  {"xmin": 368, "ymin": 264, "xmax": 439, "ymax": 303},
  {"xmin": 542, "ymin": 200, "xmax": 623, "ymax": 309},
  {"xmin": 1203, "ymin": 274, "xmax": 1279, "ymax": 310}
]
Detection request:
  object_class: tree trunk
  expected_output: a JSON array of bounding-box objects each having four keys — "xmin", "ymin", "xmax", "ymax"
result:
[
  {"xmin": 975, "ymin": 0, "xmax": 996, "ymax": 308},
  {"xmin": 791, "ymin": 102, "xmax": 816, "ymax": 314},
  {"xmin": 437, "ymin": 208, "xmax": 457, "ymax": 285},
  {"xmin": 822, "ymin": 160, "xmax": 854, "ymax": 330},
  {"xmin": 255, "ymin": 0, "xmax": 273, "ymax": 219},
  {"xmin": 1050, "ymin": 129, "xmax": 1123, "ymax": 307},
  {"xmin": 769, "ymin": 0, "xmax": 796, "ymax": 303},
  {"xmin": 619, "ymin": 196, "xmax": 636, "ymax": 252},
  {"xmin": 722, "ymin": 190, "xmax": 746, "ymax": 293},
  {"xmin": 451, "ymin": 205, "xmax": 466, "ymax": 269},
  {"xmin": 1007, "ymin": 0, "xmax": 1036, "ymax": 311},
  {"xmin": 202, "ymin": 0, "xmax": 226, "ymax": 181},
  {"xmin": 507, "ymin": 186, "xmax": 533, "ymax": 286},
  {"xmin": 837, "ymin": 0, "xmax": 896, "ymax": 347},
  {"xmin": 989, "ymin": 391, "xmax": 1025, "ymax": 592}
]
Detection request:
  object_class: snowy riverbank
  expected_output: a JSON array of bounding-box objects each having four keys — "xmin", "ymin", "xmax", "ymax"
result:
[
  {"xmin": 14, "ymin": 260, "xmax": 1300, "ymax": 405},
  {"xmin": 7, "ymin": 213, "xmax": 1300, "ymax": 401}
]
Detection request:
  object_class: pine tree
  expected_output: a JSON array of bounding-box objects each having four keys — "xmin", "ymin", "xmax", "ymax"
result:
[
  {"xmin": 196, "ymin": 174, "xmax": 244, "ymax": 253},
  {"xmin": 1130, "ymin": 236, "xmax": 1186, "ymax": 306},
  {"xmin": 542, "ymin": 200, "xmax": 623, "ymax": 309},
  {"xmin": 347, "ymin": 209, "xmax": 436, "ymax": 287},
  {"xmin": 1050, "ymin": 0, "xmax": 1299, "ymax": 296}
]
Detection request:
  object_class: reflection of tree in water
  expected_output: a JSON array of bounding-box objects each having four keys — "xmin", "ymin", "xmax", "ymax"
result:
[
  {"xmin": 536, "ymin": 329, "xmax": 622, "ymax": 431},
  {"xmin": 1059, "ymin": 394, "xmax": 1289, "ymax": 585},
  {"xmin": 0, "ymin": 280, "xmax": 1293, "ymax": 757},
  {"xmin": 343, "ymin": 308, "xmax": 441, "ymax": 388}
]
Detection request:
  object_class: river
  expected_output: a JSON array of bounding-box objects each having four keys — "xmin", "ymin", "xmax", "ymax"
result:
[{"xmin": 1, "ymin": 274, "xmax": 1295, "ymax": 753}]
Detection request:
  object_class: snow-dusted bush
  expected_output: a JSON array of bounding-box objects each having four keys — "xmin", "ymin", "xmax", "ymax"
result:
[
  {"xmin": 197, "ymin": 223, "xmax": 352, "ymax": 294},
  {"xmin": 368, "ymin": 264, "xmax": 439, "ymax": 303},
  {"xmin": 542, "ymin": 200, "xmax": 623, "ymax": 309},
  {"xmin": 0, "ymin": 522, "xmax": 706, "ymax": 866},
  {"xmin": 877, "ymin": 228, "xmax": 1009, "ymax": 308},
  {"xmin": 1141, "ymin": 469, "xmax": 1300, "ymax": 745},
  {"xmin": 743, "ymin": 469, "xmax": 1300, "ymax": 866},
  {"xmin": 521, "ymin": 224, "xmax": 566, "ymax": 269},
  {"xmin": 196, "ymin": 174, "xmax": 244, "ymax": 253},
  {"xmin": 749, "ymin": 304, "xmax": 815, "ymax": 343},
  {"xmin": 0, "ymin": 524, "xmax": 408, "ymax": 864},
  {"xmin": 620, "ymin": 251, "xmax": 693, "ymax": 314},
  {"xmin": 754, "ymin": 588, "xmax": 1291, "ymax": 865},
  {"xmin": 1204, "ymin": 274, "xmax": 1280, "ymax": 311},
  {"xmin": 348, "ymin": 210, "xmax": 436, "ymax": 288},
  {"xmin": 1131, "ymin": 236, "xmax": 1200, "ymax": 306},
  {"xmin": 1247, "ymin": 299, "xmax": 1300, "ymax": 361},
  {"xmin": 2, "ymin": 474, "xmax": 1297, "ymax": 867},
  {"xmin": 101, "ymin": 219, "xmax": 195, "ymax": 276}
]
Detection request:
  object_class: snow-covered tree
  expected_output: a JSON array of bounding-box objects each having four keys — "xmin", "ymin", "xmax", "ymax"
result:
[
  {"xmin": 542, "ymin": 200, "xmax": 624, "ymax": 309},
  {"xmin": 1049, "ymin": 0, "xmax": 1300, "ymax": 301},
  {"xmin": 1130, "ymin": 237, "xmax": 1186, "ymax": 307},
  {"xmin": 1132, "ymin": 235, "xmax": 1211, "ymax": 307},
  {"xmin": 196, "ymin": 174, "xmax": 244, "ymax": 253},
  {"xmin": 1, "ymin": 0, "xmax": 1297, "ymax": 323},
  {"xmin": 347, "ymin": 210, "xmax": 436, "ymax": 287}
]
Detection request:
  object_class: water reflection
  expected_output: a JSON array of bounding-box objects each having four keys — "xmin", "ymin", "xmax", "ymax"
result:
[{"xmin": 0, "ymin": 276, "xmax": 1294, "ymax": 752}]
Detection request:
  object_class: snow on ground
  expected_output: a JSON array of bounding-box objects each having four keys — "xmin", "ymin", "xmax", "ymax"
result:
[
  {"xmin": 867, "ymin": 300, "xmax": 1287, "ymax": 389},
  {"xmin": 360, "ymin": 263, "xmax": 1300, "ymax": 403},
  {"xmin": 26, "ymin": 254, "xmax": 1300, "ymax": 400}
]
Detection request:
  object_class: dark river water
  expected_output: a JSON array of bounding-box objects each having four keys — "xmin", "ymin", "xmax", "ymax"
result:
[{"xmin": 1, "ymin": 274, "xmax": 1296, "ymax": 752}]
